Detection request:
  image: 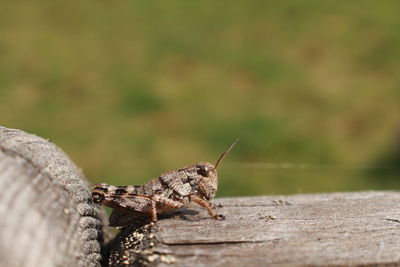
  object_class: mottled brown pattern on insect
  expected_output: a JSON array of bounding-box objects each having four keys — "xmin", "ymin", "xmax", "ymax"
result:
[{"xmin": 92, "ymin": 140, "xmax": 238, "ymax": 226}]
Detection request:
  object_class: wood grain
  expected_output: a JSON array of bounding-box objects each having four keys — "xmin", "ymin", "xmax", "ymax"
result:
[{"xmin": 110, "ymin": 191, "xmax": 400, "ymax": 266}]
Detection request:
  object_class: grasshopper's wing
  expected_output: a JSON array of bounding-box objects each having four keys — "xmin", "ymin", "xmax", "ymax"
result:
[{"xmin": 109, "ymin": 208, "xmax": 148, "ymax": 227}]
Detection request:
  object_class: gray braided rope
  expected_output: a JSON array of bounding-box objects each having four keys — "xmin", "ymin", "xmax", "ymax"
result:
[{"xmin": 0, "ymin": 126, "xmax": 111, "ymax": 267}]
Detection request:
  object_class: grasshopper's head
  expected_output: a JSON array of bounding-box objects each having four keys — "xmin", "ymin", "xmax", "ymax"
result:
[
  {"xmin": 196, "ymin": 139, "xmax": 239, "ymax": 200},
  {"xmin": 196, "ymin": 162, "xmax": 218, "ymax": 200}
]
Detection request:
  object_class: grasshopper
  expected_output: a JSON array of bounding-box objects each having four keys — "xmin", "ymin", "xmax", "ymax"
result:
[{"xmin": 92, "ymin": 140, "xmax": 238, "ymax": 226}]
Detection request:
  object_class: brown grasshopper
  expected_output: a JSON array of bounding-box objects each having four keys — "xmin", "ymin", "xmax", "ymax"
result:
[{"xmin": 92, "ymin": 140, "xmax": 238, "ymax": 226}]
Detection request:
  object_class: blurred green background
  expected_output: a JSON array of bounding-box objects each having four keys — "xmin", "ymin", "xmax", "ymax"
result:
[{"xmin": 1, "ymin": 1, "xmax": 399, "ymax": 196}]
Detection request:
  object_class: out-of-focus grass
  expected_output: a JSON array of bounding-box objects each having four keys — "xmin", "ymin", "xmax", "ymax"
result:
[{"xmin": 0, "ymin": 1, "xmax": 399, "ymax": 196}]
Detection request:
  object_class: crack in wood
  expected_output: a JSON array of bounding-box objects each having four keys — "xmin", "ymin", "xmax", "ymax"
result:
[
  {"xmin": 384, "ymin": 218, "xmax": 400, "ymax": 224},
  {"xmin": 217, "ymin": 204, "xmax": 281, "ymax": 207},
  {"xmin": 162, "ymin": 238, "xmax": 281, "ymax": 246}
]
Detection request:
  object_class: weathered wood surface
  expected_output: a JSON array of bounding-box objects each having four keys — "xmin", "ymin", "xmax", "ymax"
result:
[
  {"xmin": 0, "ymin": 126, "xmax": 112, "ymax": 267},
  {"xmin": 109, "ymin": 191, "xmax": 400, "ymax": 266}
]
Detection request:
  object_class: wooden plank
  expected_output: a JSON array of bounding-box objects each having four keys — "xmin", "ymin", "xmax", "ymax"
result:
[{"xmin": 108, "ymin": 191, "xmax": 400, "ymax": 266}]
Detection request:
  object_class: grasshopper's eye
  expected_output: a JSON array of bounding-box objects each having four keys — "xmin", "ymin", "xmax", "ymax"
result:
[{"xmin": 197, "ymin": 165, "xmax": 209, "ymax": 177}]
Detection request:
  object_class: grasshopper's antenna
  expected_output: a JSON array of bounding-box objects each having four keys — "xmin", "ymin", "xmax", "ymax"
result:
[{"xmin": 214, "ymin": 139, "xmax": 239, "ymax": 170}]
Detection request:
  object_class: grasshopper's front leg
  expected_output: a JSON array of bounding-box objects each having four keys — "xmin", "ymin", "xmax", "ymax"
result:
[
  {"xmin": 189, "ymin": 195, "xmax": 225, "ymax": 220},
  {"xmin": 150, "ymin": 199, "xmax": 157, "ymax": 222}
]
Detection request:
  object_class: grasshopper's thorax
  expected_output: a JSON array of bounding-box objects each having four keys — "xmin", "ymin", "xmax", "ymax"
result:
[{"xmin": 195, "ymin": 162, "xmax": 218, "ymax": 200}]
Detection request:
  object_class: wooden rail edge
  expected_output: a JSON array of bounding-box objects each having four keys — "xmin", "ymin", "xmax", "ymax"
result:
[{"xmin": 108, "ymin": 191, "xmax": 400, "ymax": 267}]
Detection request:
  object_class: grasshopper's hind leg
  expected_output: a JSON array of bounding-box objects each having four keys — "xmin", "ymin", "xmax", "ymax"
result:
[{"xmin": 150, "ymin": 195, "xmax": 185, "ymax": 222}]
